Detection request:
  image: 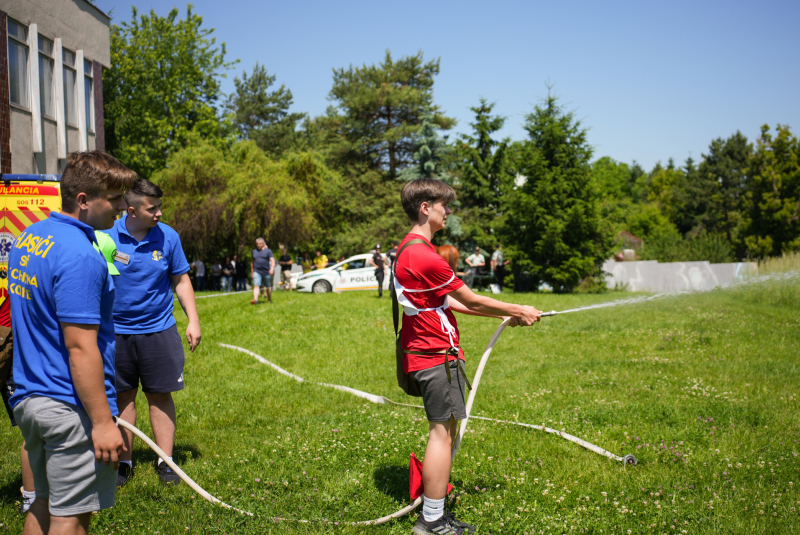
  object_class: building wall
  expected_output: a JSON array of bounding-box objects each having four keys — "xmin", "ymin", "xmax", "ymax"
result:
[{"xmin": 0, "ymin": 0, "xmax": 109, "ymax": 174}]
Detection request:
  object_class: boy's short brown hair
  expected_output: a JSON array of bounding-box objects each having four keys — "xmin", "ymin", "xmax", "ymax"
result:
[
  {"xmin": 401, "ymin": 178, "xmax": 456, "ymax": 222},
  {"xmin": 61, "ymin": 151, "xmax": 138, "ymax": 212}
]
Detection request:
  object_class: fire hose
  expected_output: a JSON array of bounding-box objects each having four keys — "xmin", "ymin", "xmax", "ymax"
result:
[{"xmin": 118, "ymin": 312, "xmax": 635, "ymax": 524}]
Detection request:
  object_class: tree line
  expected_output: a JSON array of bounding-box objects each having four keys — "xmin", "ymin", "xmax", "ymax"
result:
[{"xmin": 102, "ymin": 6, "xmax": 800, "ymax": 292}]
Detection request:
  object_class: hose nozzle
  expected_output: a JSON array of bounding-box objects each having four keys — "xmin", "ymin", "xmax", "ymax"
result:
[{"xmin": 540, "ymin": 310, "xmax": 558, "ymax": 317}]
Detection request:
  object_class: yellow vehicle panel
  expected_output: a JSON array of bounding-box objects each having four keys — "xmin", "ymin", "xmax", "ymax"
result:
[{"xmin": 0, "ymin": 182, "xmax": 61, "ymax": 307}]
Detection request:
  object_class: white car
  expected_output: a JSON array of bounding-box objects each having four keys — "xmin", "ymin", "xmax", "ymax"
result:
[{"xmin": 293, "ymin": 254, "xmax": 390, "ymax": 293}]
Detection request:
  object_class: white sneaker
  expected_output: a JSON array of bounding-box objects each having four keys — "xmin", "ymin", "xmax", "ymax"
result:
[{"xmin": 20, "ymin": 487, "xmax": 34, "ymax": 514}]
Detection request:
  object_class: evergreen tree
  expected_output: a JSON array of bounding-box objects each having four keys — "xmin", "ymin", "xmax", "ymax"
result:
[
  {"xmin": 325, "ymin": 51, "xmax": 456, "ymax": 177},
  {"xmin": 453, "ymin": 99, "xmax": 511, "ymax": 249},
  {"xmin": 697, "ymin": 131, "xmax": 752, "ymax": 243},
  {"xmin": 398, "ymin": 114, "xmax": 454, "ymax": 181},
  {"xmin": 740, "ymin": 124, "xmax": 800, "ymax": 257},
  {"xmin": 500, "ymin": 92, "xmax": 611, "ymax": 292},
  {"xmin": 225, "ymin": 63, "xmax": 306, "ymax": 158}
]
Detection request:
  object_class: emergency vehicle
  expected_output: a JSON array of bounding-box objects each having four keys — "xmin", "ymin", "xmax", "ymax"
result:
[
  {"xmin": 294, "ymin": 253, "xmax": 390, "ymax": 293},
  {"xmin": 0, "ymin": 175, "xmax": 62, "ymax": 309}
]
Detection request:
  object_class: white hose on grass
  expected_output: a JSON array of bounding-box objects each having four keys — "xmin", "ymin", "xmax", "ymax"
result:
[
  {"xmin": 115, "ymin": 418, "xmax": 254, "ymax": 517},
  {"xmin": 133, "ymin": 318, "xmax": 634, "ymax": 525}
]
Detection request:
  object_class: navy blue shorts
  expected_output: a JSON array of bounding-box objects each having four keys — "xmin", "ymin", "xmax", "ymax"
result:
[{"xmin": 115, "ymin": 325, "xmax": 185, "ymax": 394}]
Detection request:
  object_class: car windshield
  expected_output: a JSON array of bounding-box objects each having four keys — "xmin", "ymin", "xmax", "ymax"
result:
[{"xmin": 334, "ymin": 259, "xmax": 365, "ymax": 270}]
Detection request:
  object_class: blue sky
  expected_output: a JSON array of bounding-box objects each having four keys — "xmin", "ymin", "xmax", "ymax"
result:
[{"xmin": 94, "ymin": 0, "xmax": 800, "ymax": 171}]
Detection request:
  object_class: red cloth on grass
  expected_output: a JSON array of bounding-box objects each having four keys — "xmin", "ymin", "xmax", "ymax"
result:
[
  {"xmin": 395, "ymin": 234, "xmax": 465, "ymax": 373},
  {"xmin": 409, "ymin": 452, "xmax": 452, "ymax": 500}
]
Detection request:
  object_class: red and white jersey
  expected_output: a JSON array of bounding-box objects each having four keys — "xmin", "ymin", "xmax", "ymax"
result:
[{"xmin": 394, "ymin": 233, "xmax": 465, "ymax": 373}]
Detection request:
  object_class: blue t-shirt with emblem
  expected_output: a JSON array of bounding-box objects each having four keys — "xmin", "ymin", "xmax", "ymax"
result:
[
  {"xmin": 107, "ymin": 215, "xmax": 190, "ymax": 334},
  {"xmin": 8, "ymin": 213, "xmax": 118, "ymax": 414}
]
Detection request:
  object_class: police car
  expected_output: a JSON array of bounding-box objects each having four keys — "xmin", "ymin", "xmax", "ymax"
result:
[{"xmin": 293, "ymin": 253, "xmax": 390, "ymax": 293}]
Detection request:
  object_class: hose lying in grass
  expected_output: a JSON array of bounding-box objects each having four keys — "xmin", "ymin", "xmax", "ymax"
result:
[
  {"xmin": 116, "ymin": 415, "xmax": 420, "ymax": 524},
  {"xmin": 124, "ymin": 316, "xmax": 634, "ymax": 524},
  {"xmin": 114, "ymin": 417, "xmax": 254, "ymax": 517}
]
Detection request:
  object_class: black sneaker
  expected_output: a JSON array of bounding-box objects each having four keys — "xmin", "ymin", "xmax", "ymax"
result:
[
  {"xmin": 413, "ymin": 512, "xmax": 473, "ymax": 535},
  {"xmin": 444, "ymin": 511, "xmax": 476, "ymax": 534},
  {"xmin": 116, "ymin": 463, "xmax": 134, "ymax": 488},
  {"xmin": 157, "ymin": 461, "xmax": 181, "ymax": 485}
]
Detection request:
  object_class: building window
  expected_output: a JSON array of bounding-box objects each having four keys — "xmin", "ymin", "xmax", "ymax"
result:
[
  {"xmin": 62, "ymin": 48, "xmax": 77, "ymax": 125},
  {"xmin": 7, "ymin": 18, "xmax": 29, "ymax": 109},
  {"xmin": 38, "ymin": 35, "xmax": 55, "ymax": 118},
  {"xmin": 84, "ymin": 58, "xmax": 94, "ymax": 132}
]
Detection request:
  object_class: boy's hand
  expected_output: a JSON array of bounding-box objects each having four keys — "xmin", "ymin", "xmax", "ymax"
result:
[
  {"xmin": 504, "ymin": 316, "xmax": 521, "ymax": 327},
  {"xmin": 515, "ymin": 305, "xmax": 542, "ymax": 326}
]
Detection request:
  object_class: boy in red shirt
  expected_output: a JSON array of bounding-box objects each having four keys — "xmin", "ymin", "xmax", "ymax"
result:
[{"xmin": 394, "ymin": 178, "xmax": 542, "ymax": 534}]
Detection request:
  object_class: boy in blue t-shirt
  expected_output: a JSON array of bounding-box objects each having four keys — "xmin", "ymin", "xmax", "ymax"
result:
[
  {"xmin": 9, "ymin": 151, "xmax": 137, "ymax": 534},
  {"xmin": 107, "ymin": 178, "xmax": 201, "ymax": 486}
]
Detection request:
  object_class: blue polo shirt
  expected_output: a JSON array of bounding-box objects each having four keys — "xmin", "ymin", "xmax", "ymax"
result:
[
  {"xmin": 107, "ymin": 215, "xmax": 190, "ymax": 334},
  {"xmin": 8, "ymin": 213, "xmax": 118, "ymax": 415}
]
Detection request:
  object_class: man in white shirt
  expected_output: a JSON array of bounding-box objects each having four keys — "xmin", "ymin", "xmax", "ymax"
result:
[
  {"xmin": 465, "ymin": 247, "xmax": 485, "ymax": 269},
  {"xmin": 491, "ymin": 244, "xmax": 510, "ymax": 290},
  {"xmin": 191, "ymin": 256, "xmax": 206, "ymax": 291}
]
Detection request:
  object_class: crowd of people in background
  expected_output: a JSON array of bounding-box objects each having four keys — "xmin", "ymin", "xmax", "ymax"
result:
[
  {"xmin": 186, "ymin": 241, "xmax": 510, "ymax": 295},
  {"xmin": 186, "ymin": 245, "xmax": 343, "ymax": 294}
]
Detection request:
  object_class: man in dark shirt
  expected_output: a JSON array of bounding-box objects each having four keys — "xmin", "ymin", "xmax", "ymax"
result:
[
  {"xmin": 368, "ymin": 244, "xmax": 386, "ymax": 298},
  {"xmin": 251, "ymin": 238, "xmax": 275, "ymax": 304},
  {"xmin": 234, "ymin": 255, "xmax": 247, "ymax": 291},
  {"xmin": 278, "ymin": 245, "xmax": 293, "ymax": 292}
]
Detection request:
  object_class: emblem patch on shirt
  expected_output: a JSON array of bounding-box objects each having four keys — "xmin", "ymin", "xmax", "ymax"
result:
[
  {"xmin": 151, "ymin": 250, "xmax": 163, "ymax": 261},
  {"xmin": 115, "ymin": 251, "xmax": 130, "ymax": 265}
]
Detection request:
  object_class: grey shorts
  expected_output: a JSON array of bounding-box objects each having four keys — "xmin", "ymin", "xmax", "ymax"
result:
[
  {"xmin": 410, "ymin": 359, "xmax": 468, "ymax": 422},
  {"xmin": 14, "ymin": 395, "xmax": 116, "ymax": 515},
  {"xmin": 116, "ymin": 324, "xmax": 185, "ymax": 393}
]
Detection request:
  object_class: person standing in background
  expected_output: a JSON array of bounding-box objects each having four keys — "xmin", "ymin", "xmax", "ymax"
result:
[
  {"xmin": 251, "ymin": 238, "xmax": 275, "ymax": 305},
  {"xmin": 191, "ymin": 256, "xmax": 206, "ymax": 291},
  {"xmin": 313, "ymin": 250, "xmax": 328, "ymax": 271},
  {"xmin": 368, "ymin": 244, "xmax": 386, "ymax": 298},
  {"xmin": 387, "ymin": 240, "xmax": 400, "ymax": 290},
  {"xmin": 221, "ymin": 257, "xmax": 234, "ymax": 292},
  {"xmin": 278, "ymin": 245, "xmax": 293, "ymax": 291},
  {"xmin": 108, "ymin": 178, "xmax": 202, "ymax": 488},
  {"xmin": 301, "ymin": 252, "xmax": 312, "ymax": 274},
  {"xmin": 235, "ymin": 254, "xmax": 248, "ymax": 291},
  {"xmin": 211, "ymin": 261, "xmax": 222, "ymax": 291},
  {"xmin": 491, "ymin": 244, "xmax": 509, "ymax": 291}
]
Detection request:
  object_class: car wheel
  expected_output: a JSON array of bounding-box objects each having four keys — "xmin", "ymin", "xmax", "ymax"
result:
[{"xmin": 313, "ymin": 280, "xmax": 332, "ymax": 294}]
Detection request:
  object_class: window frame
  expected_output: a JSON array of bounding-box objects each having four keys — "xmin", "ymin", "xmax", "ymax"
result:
[
  {"xmin": 7, "ymin": 17, "xmax": 30, "ymax": 110},
  {"xmin": 62, "ymin": 47, "xmax": 78, "ymax": 127},
  {"xmin": 38, "ymin": 34, "xmax": 55, "ymax": 120},
  {"xmin": 83, "ymin": 58, "xmax": 94, "ymax": 133}
]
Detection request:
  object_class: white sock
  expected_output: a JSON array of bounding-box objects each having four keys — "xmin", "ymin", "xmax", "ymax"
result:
[
  {"xmin": 158, "ymin": 457, "xmax": 173, "ymax": 466},
  {"xmin": 120, "ymin": 460, "xmax": 132, "ymax": 468},
  {"xmin": 422, "ymin": 494, "xmax": 445, "ymax": 522},
  {"xmin": 22, "ymin": 489, "xmax": 36, "ymax": 500}
]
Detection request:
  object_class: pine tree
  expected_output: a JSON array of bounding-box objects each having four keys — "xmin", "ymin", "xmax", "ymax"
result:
[
  {"xmin": 740, "ymin": 124, "xmax": 800, "ymax": 257},
  {"xmin": 500, "ymin": 91, "xmax": 611, "ymax": 292},
  {"xmin": 225, "ymin": 63, "xmax": 306, "ymax": 158}
]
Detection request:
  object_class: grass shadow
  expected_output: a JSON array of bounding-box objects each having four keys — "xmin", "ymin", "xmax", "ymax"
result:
[
  {"xmin": 130, "ymin": 443, "xmax": 204, "ymax": 467},
  {"xmin": 372, "ymin": 465, "xmax": 408, "ymax": 503},
  {"xmin": 0, "ymin": 474, "xmax": 23, "ymax": 507}
]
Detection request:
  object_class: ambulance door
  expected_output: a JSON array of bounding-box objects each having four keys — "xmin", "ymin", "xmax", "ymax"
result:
[{"xmin": 0, "ymin": 182, "xmax": 9, "ymax": 306}]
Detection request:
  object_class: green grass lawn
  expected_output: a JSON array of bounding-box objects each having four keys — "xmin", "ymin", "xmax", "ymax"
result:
[{"xmin": 2, "ymin": 275, "xmax": 799, "ymax": 534}]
